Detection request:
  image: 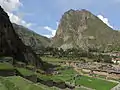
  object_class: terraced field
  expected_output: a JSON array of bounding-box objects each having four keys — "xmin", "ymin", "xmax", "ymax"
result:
[
  {"xmin": 0, "ymin": 63, "xmax": 14, "ymax": 70},
  {"xmin": 76, "ymin": 75, "xmax": 118, "ymax": 90},
  {"xmin": 0, "ymin": 60, "xmax": 118, "ymax": 90},
  {"xmin": 16, "ymin": 68, "xmax": 35, "ymax": 76},
  {"xmin": 40, "ymin": 57, "xmax": 119, "ymax": 90},
  {"xmin": 4, "ymin": 76, "xmax": 61, "ymax": 90}
]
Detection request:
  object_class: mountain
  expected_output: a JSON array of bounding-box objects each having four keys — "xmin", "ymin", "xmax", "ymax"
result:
[
  {"xmin": 51, "ymin": 9, "xmax": 120, "ymax": 51},
  {"xmin": 0, "ymin": 6, "xmax": 43, "ymax": 67},
  {"xmin": 13, "ymin": 23, "xmax": 51, "ymax": 53}
]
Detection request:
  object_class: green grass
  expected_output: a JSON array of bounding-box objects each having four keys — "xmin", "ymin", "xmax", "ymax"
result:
[
  {"xmin": 6, "ymin": 76, "xmax": 31, "ymax": 90},
  {"xmin": 26, "ymin": 65, "xmax": 35, "ymax": 69},
  {"xmin": 38, "ymin": 65, "xmax": 117, "ymax": 90},
  {"xmin": 76, "ymin": 75, "xmax": 118, "ymax": 90},
  {"xmin": 0, "ymin": 63, "xmax": 14, "ymax": 70},
  {"xmin": 5, "ymin": 76, "xmax": 44, "ymax": 90},
  {"xmin": 75, "ymin": 87, "xmax": 89, "ymax": 90},
  {"xmin": 37, "ymin": 73, "xmax": 64, "ymax": 83},
  {"xmin": 0, "ymin": 76, "xmax": 61, "ymax": 90},
  {"xmin": 97, "ymin": 75, "xmax": 106, "ymax": 79},
  {"xmin": 41, "ymin": 57, "xmax": 65, "ymax": 62},
  {"xmin": 50, "ymin": 67, "xmax": 78, "ymax": 84},
  {"xmin": 38, "ymin": 83, "xmax": 60, "ymax": 90},
  {"xmin": 40, "ymin": 57, "xmax": 118, "ymax": 90},
  {"xmin": 59, "ymin": 67, "xmax": 77, "ymax": 75},
  {"xmin": 0, "ymin": 76, "xmax": 18, "ymax": 90},
  {"xmin": 37, "ymin": 73, "xmax": 52, "ymax": 81},
  {"xmin": 16, "ymin": 68, "xmax": 35, "ymax": 76},
  {"xmin": 5, "ymin": 76, "xmax": 62, "ymax": 90},
  {"xmin": 37, "ymin": 83, "xmax": 53, "ymax": 90},
  {"xmin": 37, "ymin": 66, "xmax": 77, "ymax": 83}
]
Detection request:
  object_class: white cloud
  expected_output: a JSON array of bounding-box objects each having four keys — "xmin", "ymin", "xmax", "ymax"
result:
[
  {"xmin": 43, "ymin": 26, "xmax": 56, "ymax": 37},
  {"xmin": 7, "ymin": 12, "xmax": 33, "ymax": 28},
  {"xmin": 0, "ymin": 0, "xmax": 33, "ymax": 28},
  {"xmin": 56, "ymin": 22, "xmax": 59, "ymax": 28},
  {"xmin": 39, "ymin": 22, "xmax": 59, "ymax": 38},
  {"xmin": 0, "ymin": 0, "xmax": 22, "ymax": 12},
  {"xmin": 7, "ymin": 12, "xmax": 21, "ymax": 24},
  {"xmin": 97, "ymin": 15, "xmax": 113, "ymax": 28},
  {"xmin": 43, "ymin": 35, "xmax": 53, "ymax": 38}
]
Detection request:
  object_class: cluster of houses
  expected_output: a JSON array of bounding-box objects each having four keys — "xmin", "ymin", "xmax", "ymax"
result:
[
  {"xmin": 108, "ymin": 52, "xmax": 120, "ymax": 64},
  {"xmin": 93, "ymin": 51, "xmax": 120, "ymax": 64},
  {"xmin": 62, "ymin": 60, "xmax": 120, "ymax": 80}
]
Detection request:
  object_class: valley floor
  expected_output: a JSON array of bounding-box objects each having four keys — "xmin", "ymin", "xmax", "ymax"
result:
[
  {"xmin": 0, "ymin": 56, "xmax": 118, "ymax": 90},
  {"xmin": 41, "ymin": 56, "xmax": 120, "ymax": 90}
]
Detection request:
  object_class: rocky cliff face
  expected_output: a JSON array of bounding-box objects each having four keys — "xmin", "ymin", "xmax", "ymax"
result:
[
  {"xmin": 52, "ymin": 9, "xmax": 120, "ymax": 51},
  {"xmin": 0, "ymin": 6, "xmax": 42, "ymax": 67},
  {"xmin": 13, "ymin": 23, "xmax": 51, "ymax": 53}
]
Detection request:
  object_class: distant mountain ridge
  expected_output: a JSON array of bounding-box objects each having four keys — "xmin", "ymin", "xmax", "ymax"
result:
[
  {"xmin": 11, "ymin": 9, "xmax": 120, "ymax": 52},
  {"xmin": 51, "ymin": 9, "xmax": 120, "ymax": 51},
  {"xmin": 13, "ymin": 23, "xmax": 51, "ymax": 53}
]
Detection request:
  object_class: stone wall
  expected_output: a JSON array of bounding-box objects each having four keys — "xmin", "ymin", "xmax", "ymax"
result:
[
  {"xmin": 54, "ymin": 82, "xmax": 66, "ymax": 89},
  {"xmin": 25, "ymin": 75, "xmax": 37, "ymax": 83},
  {"xmin": 0, "ymin": 69, "xmax": 15, "ymax": 76},
  {"xmin": 37, "ymin": 78, "xmax": 54, "ymax": 87}
]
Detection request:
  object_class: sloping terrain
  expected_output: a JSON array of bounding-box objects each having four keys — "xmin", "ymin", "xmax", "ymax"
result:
[
  {"xmin": 52, "ymin": 9, "xmax": 120, "ymax": 51},
  {"xmin": 0, "ymin": 6, "xmax": 43, "ymax": 67},
  {"xmin": 13, "ymin": 23, "xmax": 51, "ymax": 53}
]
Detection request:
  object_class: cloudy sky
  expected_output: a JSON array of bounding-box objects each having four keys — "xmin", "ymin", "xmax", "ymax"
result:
[{"xmin": 0, "ymin": 0, "xmax": 120, "ymax": 38}]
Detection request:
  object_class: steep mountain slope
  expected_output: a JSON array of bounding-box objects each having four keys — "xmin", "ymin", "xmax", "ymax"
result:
[
  {"xmin": 0, "ymin": 6, "xmax": 43, "ymax": 67},
  {"xmin": 52, "ymin": 9, "xmax": 120, "ymax": 51},
  {"xmin": 13, "ymin": 23, "xmax": 51, "ymax": 53}
]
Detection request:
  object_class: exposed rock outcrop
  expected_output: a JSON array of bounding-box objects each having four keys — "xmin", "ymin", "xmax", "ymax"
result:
[
  {"xmin": 0, "ymin": 6, "xmax": 42, "ymax": 67},
  {"xmin": 52, "ymin": 9, "xmax": 120, "ymax": 51},
  {"xmin": 13, "ymin": 23, "xmax": 51, "ymax": 53}
]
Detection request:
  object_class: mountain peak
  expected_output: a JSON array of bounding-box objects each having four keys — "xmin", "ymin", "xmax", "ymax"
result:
[
  {"xmin": 61, "ymin": 9, "xmax": 94, "ymax": 23},
  {"xmin": 51, "ymin": 9, "xmax": 120, "ymax": 51},
  {"xmin": 65, "ymin": 9, "xmax": 91, "ymax": 15}
]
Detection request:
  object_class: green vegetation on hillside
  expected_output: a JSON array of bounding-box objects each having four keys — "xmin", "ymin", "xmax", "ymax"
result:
[
  {"xmin": 5, "ymin": 76, "xmax": 43, "ymax": 90},
  {"xmin": 52, "ymin": 9, "xmax": 120, "ymax": 52},
  {"xmin": 76, "ymin": 75, "xmax": 118, "ymax": 90},
  {"xmin": 0, "ymin": 63, "xmax": 14, "ymax": 70},
  {"xmin": 13, "ymin": 23, "xmax": 50, "ymax": 53},
  {"xmin": 16, "ymin": 68, "xmax": 35, "ymax": 76}
]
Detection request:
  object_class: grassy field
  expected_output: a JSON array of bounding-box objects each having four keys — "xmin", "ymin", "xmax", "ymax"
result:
[
  {"xmin": 5, "ymin": 76, "xmax": 44, "ymax": 90},
  {"xmin": 41, "ymin": 57, "xmax": 118, "ymax": 90},
  {"xmin": 0, "ymin": 56, "xmax": 117, "ymax": 90},
  {"xmin": 52, "ymin": 67, "xmax": 78, "ymax": 82},
  {"xmin": 54, "ymin": 67, "xmax": 118, "ymax": 90},
  {"xmin": 37, "ymin": 66, "xmax": 77, "ymax": 83},
  {"xmin": 5, "ymin": 76, "xmax": 67, "ymax": 90},
  {"xmin": 52, "ymin": 67, "xmax": 118, "ymax": 90},
  {"xmin": 41, "ymin": 56, "xmax": 65, "ymax": 62},
  {"xmin": 0, "ymin": 76, "xmax": 90, "ymax": 90},
  {"xmin": 0, "ymin": 65, "xmax": 117, "ymax": 90},
  {"xmin": 0, "ymin": 63, "xmax": 14, "ymax": 70},
  {"xmin": 37, "ymin": 73, "xmax": 52, "ymax": 81},
  {"xmin": 76, "ymin": 75, "xmax": 118, "ymax": 90},
  {"xmin": 37, "ymin": 83, "xmax": 60, "ymax": 90},
  {"xmin": 16, "ymin": 68, "xmax": 35, "ymax": 76},
  {"xmin": 41, "ymin": 56, "xmax": 93, "ymax": 62}
]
